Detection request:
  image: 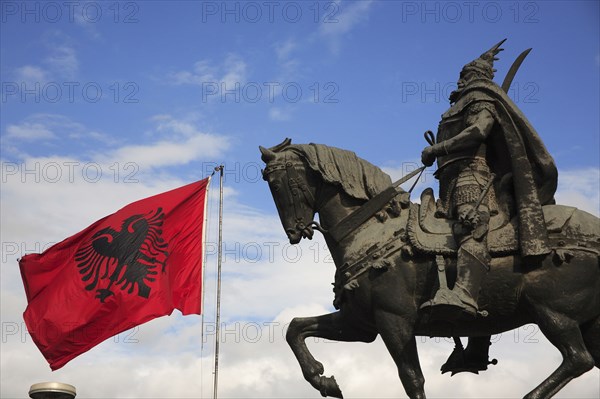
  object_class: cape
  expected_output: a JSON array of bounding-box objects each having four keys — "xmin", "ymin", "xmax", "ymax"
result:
[{"xmin": 449, "ymin": 79, "xmax": 558, "ymax": 257}]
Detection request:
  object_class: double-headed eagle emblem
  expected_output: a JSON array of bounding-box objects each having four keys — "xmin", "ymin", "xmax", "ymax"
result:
[{"xmin": 75, "ymin": 208, "xmax": 169, "ymax": 303}]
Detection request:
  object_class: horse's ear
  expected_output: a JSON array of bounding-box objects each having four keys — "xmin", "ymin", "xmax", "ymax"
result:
[
  {"xmin": 270, "ymin": 138, "xmax": 292, "ymax": 152},
  {"xmin": 259, "ymin": 146, "xmax": 277, "ymax": 163}
]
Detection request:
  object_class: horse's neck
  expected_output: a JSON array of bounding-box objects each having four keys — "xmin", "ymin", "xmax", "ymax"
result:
[
  {"xmin": 316, "ymin": 183, "xmax": 411, "ymax": 269},
  {"xmin": 316, "ymin": 185, "xmax": 365, "ymax": 231},
  {"xmin": 315, "ymin": 189, "xmax": 364, "ymax": 268}
]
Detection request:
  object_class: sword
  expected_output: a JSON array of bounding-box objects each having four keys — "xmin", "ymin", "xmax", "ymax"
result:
[
  {"xmin": 501, "ymin": 48, "xmax": 532, "ymax": 93},
  {"xmin": 462, "ymin": 173, "xmax": 496, "ymax": 229},
  {"xmin": 473, "ymin": 173, "xmax": 496, "ymax": 211}
]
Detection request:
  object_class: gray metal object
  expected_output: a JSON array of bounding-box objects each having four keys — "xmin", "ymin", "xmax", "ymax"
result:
[{"xmin": 29, "ymin": 382, "xmax": 76, "ymax": 399}]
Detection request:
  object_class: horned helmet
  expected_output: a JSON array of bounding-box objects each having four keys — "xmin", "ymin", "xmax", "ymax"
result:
[{"xmin": 449, "ymin": 39, "xmax": 506, "ymax": 103}]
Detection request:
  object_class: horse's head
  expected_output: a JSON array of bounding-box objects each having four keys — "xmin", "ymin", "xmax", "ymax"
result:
[{"xmin": 260, "ymin": 139, "xmax": 319, "ymax": 244}]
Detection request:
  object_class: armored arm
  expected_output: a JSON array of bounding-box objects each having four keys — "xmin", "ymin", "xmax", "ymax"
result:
[
  {"xmin": 435, "ymin": 108, "xmax": 494, "ymax": 155},
  {"xmin": 422, "ymin": 105, "xmax": 495, "ymax": 166}
]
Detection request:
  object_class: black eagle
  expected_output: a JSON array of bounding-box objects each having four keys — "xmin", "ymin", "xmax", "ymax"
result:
[{"xmin": 75, "ymin": 208, "xmax": 169, "ymax": 303}]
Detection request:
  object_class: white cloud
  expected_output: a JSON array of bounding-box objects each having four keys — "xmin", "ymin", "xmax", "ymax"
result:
[
  {"xmin": 169, "ymin": 60, "xmax": 216, "ymax": 86},
  {"xmin": 221, "ymin": 54, "xmax": 247, "ymax": 88},
  {"xmin": 168, "ymin": 54, "xmax": 247, "ymax": 88},
  {"xmin": 94, "ymin": 115, "xmax": 230, "ymax": 170},
  {"xmin": 2, "ymin": 114, "xmax": 113, "ymax": 149},
  {"xmin": 14, "ymin": 65, "xmax": 49, "ymax": 85},
  {"xmin": 45, "ymin": 45, "xmax": 79, "ymax": 79},
  {"xmin": 73, "ymin": 8, "xmax": 102, "ymax": 40},
  {"xmin": 319, "ymin": 0, "xmax": 374, "ymax": 54},
  {"xmin": 319, "ymin": 0, "xmax": 373, "ymax": 37},
  {"xmin": 13, "ymin": 34, "xmax": 79, "ymax": 85},
  {"xmin": 275, "ymin": 38, "xmax": 297, "ymax": 62},
  {"xmin": 555, "ymin": 167, "xmax": 600, "ymax": 216},
  {"xmin": 268, "ymin": 107, "xmax": 293, "ymax": 121},
  {"xmin": 155, "ymin": 115, "xmax": 207, "ymax": 137},
  {"xmin": 272, "ymin": 38, "xmax": 302, "ymax": 84},
  {"xmin": 3, "ymin": 114, "xmax": 229, "ymax": 172},
  {"xmin": 5, "ymin": 122, "xmax": 56, "ymax": 141},
  {"xmin": 100, "ymin": 134, "xmax": 228, "ymax": 170}
]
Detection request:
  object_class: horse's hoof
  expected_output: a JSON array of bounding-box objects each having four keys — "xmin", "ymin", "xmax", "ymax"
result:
[{"xmin": 319, "ymin": 375, "xmax": 343, "ymax": 398}]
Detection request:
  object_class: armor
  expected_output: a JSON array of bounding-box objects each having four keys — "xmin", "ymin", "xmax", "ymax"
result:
[
  {"xmin": 420, "ymin": 41, "xmax": 506, "ymax": 320},
  {"xmin": 422, "ymin": 99, "xmax": 496, "ymax": 319},
  {"xmin": 435, "ymin": 99, "xmax": 498, "ymax": 220},
  {"xmin": 420, "ymin": 39, "xmax": 558, "ymax": 375}
]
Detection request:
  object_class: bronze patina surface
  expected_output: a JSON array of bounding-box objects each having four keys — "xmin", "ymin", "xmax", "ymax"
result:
[{"xmin": 260, "ymin": 41, "xmax": 599, "ymax": 399}]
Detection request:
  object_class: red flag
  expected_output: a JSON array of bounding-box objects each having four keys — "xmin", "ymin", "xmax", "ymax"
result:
[{"xmin": 19, "ymin": 179, "xmax": 210, "ymax": 370}]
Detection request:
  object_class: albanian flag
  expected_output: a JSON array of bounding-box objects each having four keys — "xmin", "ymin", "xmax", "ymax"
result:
[{"xmin": 19, "ymin": 179, "xmax": 210, "ymax": 370}]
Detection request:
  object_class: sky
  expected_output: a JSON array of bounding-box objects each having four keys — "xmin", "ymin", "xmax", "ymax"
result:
[{"xmin": 1, "ymin": 0, "xmax": 599, "ymax": 398}]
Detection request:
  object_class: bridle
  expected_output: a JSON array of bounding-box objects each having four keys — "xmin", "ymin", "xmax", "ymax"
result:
[{"xmin": 263, "ymin": 156, "xmax": 328, "ymax": 235}]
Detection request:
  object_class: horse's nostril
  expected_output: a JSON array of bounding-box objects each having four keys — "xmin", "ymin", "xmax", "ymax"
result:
[{"xmin": 285, "ymin": 229, "xmax": 296, "ymax": 237}]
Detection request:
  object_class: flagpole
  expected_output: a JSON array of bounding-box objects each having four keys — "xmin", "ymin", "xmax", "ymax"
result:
[
  {"xmin": 201, "ymin": 173, "xmax": 215, "ymax": 351},
  {"xmin": 213, "ymin": 165, "xmax": 224, "ymax": 399}
]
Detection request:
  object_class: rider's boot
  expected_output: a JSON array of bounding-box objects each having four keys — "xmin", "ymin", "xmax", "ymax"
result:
[
  {"xmin": 420, "ymin": 238, "xmax": 489, "ymax": 320},
  {"xmin": 451, "ymin": 238, "xmax": 490, "ymax": 317}
]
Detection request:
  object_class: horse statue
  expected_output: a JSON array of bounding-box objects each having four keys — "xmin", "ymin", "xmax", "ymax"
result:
[{"xmin": 259, "ymin": 138, "xmax": 600, "ymax": 399}]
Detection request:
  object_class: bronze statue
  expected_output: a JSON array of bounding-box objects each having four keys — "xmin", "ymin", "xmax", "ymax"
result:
[
  {"xmin": 260, "ymin": 41, "xmax": 598, "ymax": 398},
  {"xmin": 260, "ymin": 139, "xmax": 599, "ymax": 398},
  {"xmin": 420, "ymin": 39, "xmax": 558, "ymax": 321}
]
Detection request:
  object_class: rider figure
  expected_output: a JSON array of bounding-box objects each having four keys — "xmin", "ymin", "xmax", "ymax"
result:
[{"xmin": 419, "ymin": 40, "xmax": 558, "ymax": 320}]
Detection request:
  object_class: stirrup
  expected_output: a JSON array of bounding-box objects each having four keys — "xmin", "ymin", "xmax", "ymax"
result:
[{"xmin": 420, "ymin": 289, "xmax": 478, "ymax": 321}]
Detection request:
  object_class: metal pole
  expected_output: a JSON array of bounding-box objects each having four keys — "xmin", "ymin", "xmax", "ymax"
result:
[
  {"xmin": 201, "ymin": 173, "xmax": 215, "ymax": 351},
  {"xmin": 213, "ymin": 165, "xmax": 224, "ymax": 399}
]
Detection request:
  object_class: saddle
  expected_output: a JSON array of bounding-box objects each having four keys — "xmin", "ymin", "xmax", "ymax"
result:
[{"xmin": 406, "ymin": 189, "xmax": 583, "ymax": 257}]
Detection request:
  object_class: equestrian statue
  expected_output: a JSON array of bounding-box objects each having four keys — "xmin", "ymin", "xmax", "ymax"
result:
[{"xmin": 259, "ymin": 40, "xmax": 600, "ymax": 399}]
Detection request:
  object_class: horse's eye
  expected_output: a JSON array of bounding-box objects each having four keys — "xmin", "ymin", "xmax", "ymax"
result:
[{"xmin": 272, "ymin": 183, "xmax": 280, "ymax": 192}]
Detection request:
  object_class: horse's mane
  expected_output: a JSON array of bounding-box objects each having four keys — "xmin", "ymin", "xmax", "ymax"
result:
[{"xmin": 282, "ymin": 143, "xmax": 392, "ymax": 201}]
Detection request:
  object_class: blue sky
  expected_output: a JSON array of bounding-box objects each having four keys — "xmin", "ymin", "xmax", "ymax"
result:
[{"xmin": 1, "ymin": 1, "xmax": 599, "ymax": 398}]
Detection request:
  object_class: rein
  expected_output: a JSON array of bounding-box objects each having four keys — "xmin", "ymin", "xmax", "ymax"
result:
[
  {"xmin": 265, "ymin": 157, "xmax": 426, "ymax": 244},
  {"xmin": 327, "ymin": 166, "xmax": 426, "ymax": 243}
]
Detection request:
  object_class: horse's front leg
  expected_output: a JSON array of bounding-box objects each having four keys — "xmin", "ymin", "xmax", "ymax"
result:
[{"xmin": 286, "ymin": 311, "xmax": 376, "ymax": 398}]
